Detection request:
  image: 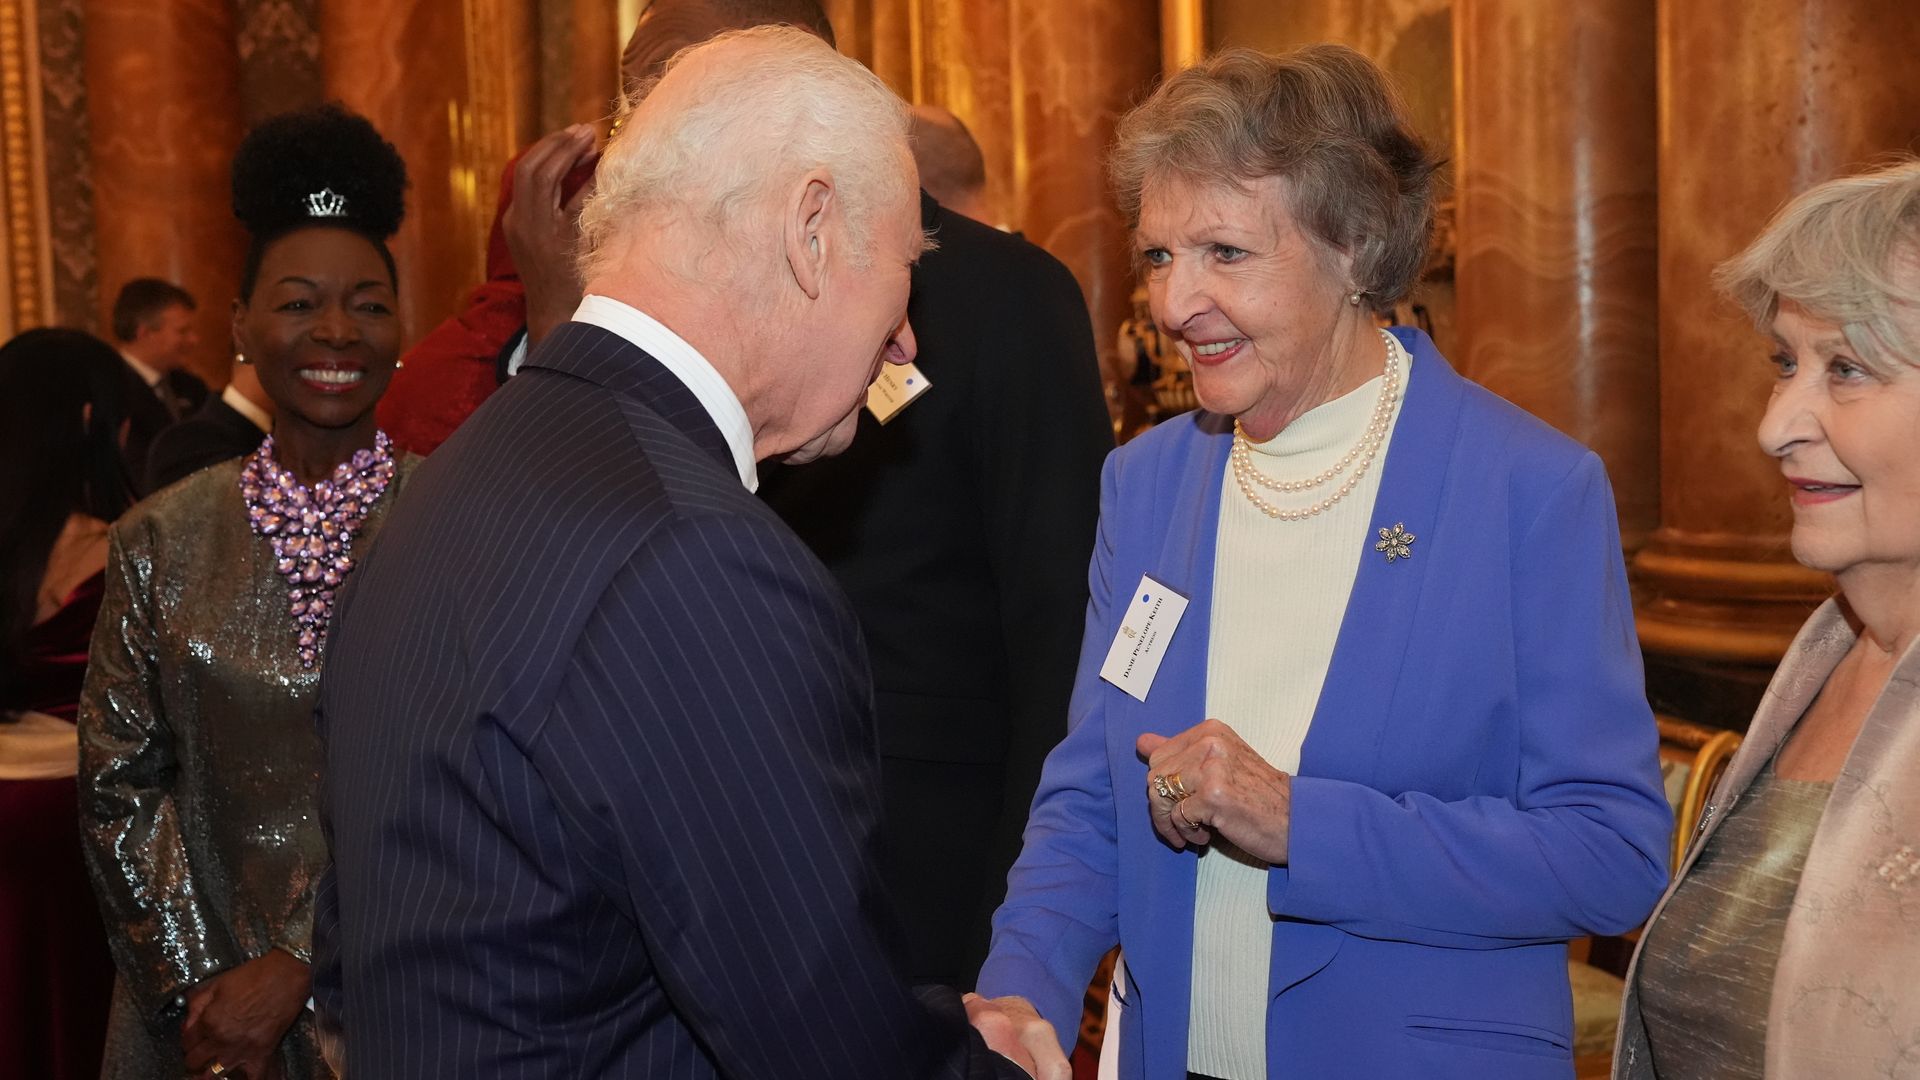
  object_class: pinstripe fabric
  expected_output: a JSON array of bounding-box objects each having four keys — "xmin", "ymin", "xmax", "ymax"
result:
[{"xmin": 314, "ymin": 322, "xmax": 1019, "ymax": 1079}]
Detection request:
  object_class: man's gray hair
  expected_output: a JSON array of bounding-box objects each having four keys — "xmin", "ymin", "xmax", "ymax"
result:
[
  {"xmin": 1717, "ymin": 159, "xmax": 1920, "ymax": 371},
  {"xmin": 1110, "ymin": 44, "xmax": 1441, "ymax": 308},
  {"xmin": 581, "ymin": 25, "xmax": 912, "ymax": 282}
]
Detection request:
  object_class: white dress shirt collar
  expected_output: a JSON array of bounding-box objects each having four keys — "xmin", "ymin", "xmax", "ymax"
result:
[
  {"xmin": 221, "ymin": 383, "xmax": 272, "ymax": 434},
  {"xmin": 571, "ymin": 294, "xmax": 758, "ymax": 491},
  {"xmin": 120, "ymin": 350, "xmax": 163, "ymax": 389}
]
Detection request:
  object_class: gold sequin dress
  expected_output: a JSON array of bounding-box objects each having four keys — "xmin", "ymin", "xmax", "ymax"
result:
[{"xmin": 77, "ymin": 453, "xmax": 416, "ymax": 1079}]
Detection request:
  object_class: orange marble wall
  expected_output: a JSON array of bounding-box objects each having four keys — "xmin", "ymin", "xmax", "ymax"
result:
[
  {"xmin": 537, "ymin": 0, "xmax": 620, "ymax": 129},
  {"xmin": 1207, "ymin": 0, "xmax": 1452, "ymax": 185},
  {"xmin": 1453, "ymin": 0, "xmax": 1659, "ymax": 550},
  {"xmin": 1634, "ymin": 0, "xmax": 1920, "ymax": 663},
  {"xmin": 234, "ymin": 0, "xmax": 323, "ymax": 124},
  {"xmin": 916, "ymin": 0, "xmax": 1014, "ymax": 227},
  {"xmin": 321, "ymin": 0, "xmax": 478, "ymax": 348},
  {"xmin": 1010, "ymin": 0, "xmax": 1160, "ymax": 415},
  {"xmin": 836, "ymin": 0, "xmax": 1158, "ymax": 426},
  {"xmin": 84, "ymin": 0, "xmax": 246, "ymax": 386}
]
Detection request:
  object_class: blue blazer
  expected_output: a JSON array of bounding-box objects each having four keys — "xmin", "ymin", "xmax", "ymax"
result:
[{"xmin": 976, "ymin": 329, "xmax": 1671, "ymax": 1080}]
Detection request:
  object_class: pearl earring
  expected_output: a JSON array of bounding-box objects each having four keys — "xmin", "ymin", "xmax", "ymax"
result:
[
  {"xmin": 1347, "ymin": 290, "xmax": 1364, "ymax": 306},
  {"xmin": 234, "ymin": 351, "xmax": 248, "ymax": 365}
]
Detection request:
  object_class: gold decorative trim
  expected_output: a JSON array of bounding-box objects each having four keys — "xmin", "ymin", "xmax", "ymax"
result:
[
  {"xmin": 1159, "ymin": 0, "xmax": 1206, "ymax": 76},
  {"xmin": 0, "ymin": 0, "xmax": 52, "ymax": 333},
  {"xmin": 456, "ymin": 0, "xmax": 534, "ymax": 285}
]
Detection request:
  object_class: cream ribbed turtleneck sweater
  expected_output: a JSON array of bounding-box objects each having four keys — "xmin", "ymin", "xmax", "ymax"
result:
[{"xmin": 1186, "ymin": 333, "xmax": 1410, "ymax": 1079}]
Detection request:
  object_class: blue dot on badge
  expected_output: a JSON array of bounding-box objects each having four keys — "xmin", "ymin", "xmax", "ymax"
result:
[
  {"xmin": 906, "ymin": 378, "xmax": 916, "ymax": 386},
  {"xmin": 1141, "ymin": 594, "xmax": 1150, "ymax": 603}
]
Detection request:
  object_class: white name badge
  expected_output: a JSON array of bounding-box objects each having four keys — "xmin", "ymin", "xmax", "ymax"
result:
[
  {"xmin": 866, "ymin": 362, "xmax": 932, "ymax": 424},
  {"xmin": 1099, "ymin": 575, "xmax": 1189, "ymax": 703}
]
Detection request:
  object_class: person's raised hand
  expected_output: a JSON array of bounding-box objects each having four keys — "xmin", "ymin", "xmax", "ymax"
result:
[
  {"xmin": 503, "ymin": 124, "xmax": 600, "ymax": 348},
  {"xmin": 1137, "ymin": 718, "xmax": 1293, "ymax": 864}
]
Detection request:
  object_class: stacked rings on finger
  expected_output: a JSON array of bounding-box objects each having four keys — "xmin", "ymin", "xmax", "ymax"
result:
[
  {"xmin": 1167, "ymin": 772, "xmax": 1192, "ymax": 800},
  {"xmin": 1152, "ymin": 774, "xmax": 1176, "ymax": 801}
]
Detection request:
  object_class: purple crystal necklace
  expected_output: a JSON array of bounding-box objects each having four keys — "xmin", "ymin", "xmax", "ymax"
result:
[{"xmin": 239, "ymin": 430, "xmax": 396, "ymax": 668}]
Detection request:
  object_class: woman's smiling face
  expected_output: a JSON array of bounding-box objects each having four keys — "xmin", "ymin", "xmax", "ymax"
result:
[
  {"xmin": 1757, "ymin": 299, "xmax": 1920, "ymax": 577},
  {"xmin": 235, "ymin": 226, "xmax": 400, "ymax": 432},
  {"xmin": 1135, "ymin": 173, "xmax": 1358, "ymax": 439}
]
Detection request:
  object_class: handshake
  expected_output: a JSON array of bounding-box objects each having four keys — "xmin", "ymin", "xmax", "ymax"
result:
[{"xmin": 961, "ymin": 993, "xmax": 1074, "ymax": 1080}]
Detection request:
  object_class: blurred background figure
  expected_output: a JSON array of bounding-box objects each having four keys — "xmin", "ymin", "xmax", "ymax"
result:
[
  {"xmin": 110, "ymin": 278, "xmax": 207, "ymax": 493},
  {"xmin": 144, "ymin": 338, "xmax": 274, "ymax": 492},
  {"xmin": 78, "ymin": 103, "xmax": 418, "ymax": 1080},
  {"xmin": 0, "ymin": 327, "xmax": 132, "ymax": 1080},
  {"xmin": 908, "ymin": 104, "xmax": 993, "ymax": 225}
]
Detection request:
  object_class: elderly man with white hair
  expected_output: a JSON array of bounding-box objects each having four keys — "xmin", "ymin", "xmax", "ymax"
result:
[{"xmin": 311, "ymin": 27, "xmax": 1067, "ymax": 1080}]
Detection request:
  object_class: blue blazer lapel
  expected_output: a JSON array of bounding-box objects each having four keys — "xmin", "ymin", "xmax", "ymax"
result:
[
  {"xmin": 1265, "ymin": 329, "xmax": 1469, "ymax": 996},
  {"xmin": 1120, "ymin": 412, "xmax": 1229, "ymax": 1050},
  {"xmin": 1300, "ymin": 329, "xmax": 1468, "ymax": 781}
]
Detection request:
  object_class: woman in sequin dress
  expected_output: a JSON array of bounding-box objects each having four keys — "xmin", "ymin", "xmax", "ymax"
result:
[
  {"xmin": 78, "ymin": 105, "xmax": 418, "ymax": 1080},
  {"xmin": 0, "ymin": 329, "xmax": 135, "ymax": 1080},
  {"xmin": 1616, "ymin": 162, "xmax": 1920, "ymax": 1078}
]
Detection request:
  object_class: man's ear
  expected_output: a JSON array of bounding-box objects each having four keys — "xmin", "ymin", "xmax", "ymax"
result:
[{"xmin": 783, "ymin": 171, "xmax": 834, "ymax": 301}]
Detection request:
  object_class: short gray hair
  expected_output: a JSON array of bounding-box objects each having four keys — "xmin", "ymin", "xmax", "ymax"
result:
[
  {"xmin": 1716, "ymin": 158, "xmax": 1920, "ymax": 371},
  {"xmin": 1110, "ymin": 44, "xmax": 1441, "ymax": 307},
  {"xmin": 581, "ymin": 25, "xmax": 913, "ymax": 281}
]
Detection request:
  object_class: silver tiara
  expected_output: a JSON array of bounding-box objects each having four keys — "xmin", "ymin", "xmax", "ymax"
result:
[{"xmin": 305, "ymin": 187, "xmax": 348, "ymax": 218}]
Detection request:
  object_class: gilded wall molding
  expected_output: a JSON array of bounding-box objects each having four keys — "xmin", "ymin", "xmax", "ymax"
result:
[
  {"xmin": 33, "ymin": 0, "xmax": 92, "ymax": 329},
  {"xmin": 0, "ymin": 0, "xmax": 55, "ymax": 334},
  {"xmin": 455, "ymin": 0, "xmax": 535, "ymax": 283}
]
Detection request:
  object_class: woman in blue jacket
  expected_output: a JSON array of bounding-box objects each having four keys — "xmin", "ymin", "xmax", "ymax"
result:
[{"xmin": 972, "ymin": 44, "xmax": 1672, "ymax": 1080}]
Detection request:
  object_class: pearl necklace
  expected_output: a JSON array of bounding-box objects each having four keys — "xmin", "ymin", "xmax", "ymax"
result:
[
  {"xmin": 1229, "ymin": 329, "xmax": 1402, "ymax": 521},
  {"xmin": 240, "ymin": 431, "xmax": 396, "ymax": 668}
]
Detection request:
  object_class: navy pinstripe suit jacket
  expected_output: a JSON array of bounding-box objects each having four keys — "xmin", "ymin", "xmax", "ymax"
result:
[{"xmin": 314, "ymin": 322, "xmax": 1021, "ymax": 1079}]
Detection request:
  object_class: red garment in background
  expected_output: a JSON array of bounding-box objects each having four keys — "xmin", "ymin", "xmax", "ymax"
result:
[
  {"xmin": 0, "ymin": 571, "xmax": 114, "ymax": 1080},
  {"xmin": 378, "ymin": 159, "xmax": 525, "ymax": 456}
]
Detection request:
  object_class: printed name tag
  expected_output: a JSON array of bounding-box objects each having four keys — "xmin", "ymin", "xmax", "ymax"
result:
[
  {"xmin": 1099, "ymin": 575, "xmax": 1189, "ymax": 702},
  {"xmin": 866, "ymin": 362, "xmax": 932, "ymax": 424}
]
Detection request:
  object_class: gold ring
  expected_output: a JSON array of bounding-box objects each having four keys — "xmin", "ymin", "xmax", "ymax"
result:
[
  {"xmin": 1151, "ymin": 774, "xmax": 1175, "ymax": 801},
  {"xmin": 1167, "ymin": 772, "xmax": 1192, "ymax": 800},
  {"xmin": 1173, "ymin": 800, "xmax": 1204, "ymax": 832}
]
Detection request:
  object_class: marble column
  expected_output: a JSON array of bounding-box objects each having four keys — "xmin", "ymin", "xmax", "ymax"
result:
[
  {"xmin": 917, "ymin": 0, "xmax": 1013, "ymax": 225},
  {"xmin": 1453, "ymin": 0, "xmax": 1659, "ymax": 550},
  {"xmin": 321, "ymin": 0, "xmax": 492, "ymax": 347},
  {"xmin": 537, "ymin": 0, "xmax": 620, "ymax": 130},
  {"xmin": 1633, "ymin": 0, "xmax": 1920, "ymax": 666},
  {"xmin": 1009, "ymin": 0, "xmax": 1159, "ymax": 414},
  {"xmin": 83, "ymin": 0, "xmax": 245, "ymax": 386}
]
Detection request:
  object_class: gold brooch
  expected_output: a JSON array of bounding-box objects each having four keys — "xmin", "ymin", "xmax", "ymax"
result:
[{"xmin": 1375, "ymin": 522, "xmax": 1415, "ymax": 562}]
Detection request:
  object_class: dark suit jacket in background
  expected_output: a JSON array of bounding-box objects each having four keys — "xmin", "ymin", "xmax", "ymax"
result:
[
  {"xmin": 314, "ymin": 321, "xmax": 1025, "ymax": 1079},
  {"xmin": 144, "ymin": 394, "xmax": 267, "ymax": 492},
  {"xmin": 759, "ymin": 193, "xmax": 1113, "ymax": 986},
  {"xmin": 122, "ymin": 366, "xmax": 209, "ymax": 497}
]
